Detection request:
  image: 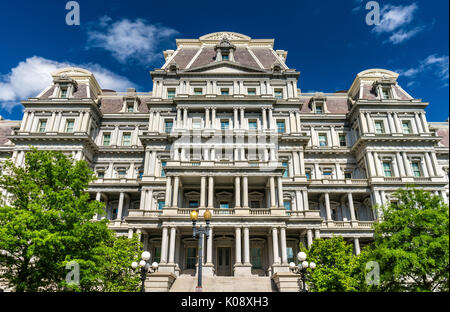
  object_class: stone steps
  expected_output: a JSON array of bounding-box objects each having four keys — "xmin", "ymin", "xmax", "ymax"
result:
[{"xmin": 169, "ymin": 275, "xmax": 277, "ymax": 292}]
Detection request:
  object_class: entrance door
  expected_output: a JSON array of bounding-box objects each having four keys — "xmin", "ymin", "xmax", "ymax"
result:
[{"xmin": 216, "ymin": 247, "xmax": 232, "ymax": 276}]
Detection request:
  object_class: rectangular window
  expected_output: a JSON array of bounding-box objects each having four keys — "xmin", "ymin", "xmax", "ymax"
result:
[
  {"xmin": 250, "ymin": 201, "xmax": 260, "ymax": 208},
  {"xmin": 277, "ymin": 120, "xmax": 285, "ymax": 133},
  {"xmin": 283, "ymin": 201, "xmax": 292, "ymax": 211},
  {"xmin": 315, "ymin": 105, "xmax": 323, "ymax": 114},
  {"xmin": 318, "ymin": 134, "xmax": 328, "ymax": 147},
  {"xmin": 189, "ymin": 201, "xmax": 199, "ymax": 208},
  {"xmin": 247, "ymin": 88, "xmax": 256, "ymax": 95},
  {"xmin": 158, "ymin": 200, "xmax": 165, "ymax": 210},
  {"xmin": 97, "ymin": 171, "xmax": 105, "ymax": 179},
  {"xmin": 221, "ymin": 88, "xmax": 229, "ymax": 95},
  {"xmin": 193, "ymin": 120, "xmax": 202, "ymax": 129},
  {"xmin": 127, "ymin": 103, "xmax": 134, "ymax": 112},
  {"xmin": 153, "ymin": 247, "xmax": 161, "ymax": 264},
  {"xmin": 38, "ymin": 119, "xmax": 47, "ymax": 133},
  {"xmin": 194, "ymin": 88, "xmax": 203, "ymax": 95},
  {"xmin": 122, "ymin": 133, "xmax": 132, "ymax": 146},
  {"xmin": 165, "ymin": 120, "xmax": 173, "ymax": 133},
  {"xmin": 186, "ymin": 247, "xmax": 197, "ymax": 269},
  {"xmin": 222, "ymin": 54, "xmax": 229, "ymax": 61},
  {"xmin": 248, "ymin": 120, "xmax": 257, "ymax": 130},
  {"xmin": 221, "ymin": 120, "xmax": 230, "ymax": 130},
  {"xmin": 103, "ymin": 133, "xmax": 111, "ymax": 146},
  {"xmin": 402, "ymin": 121, "xmax": 411, "ymax": 134},
  {"xmin": 65, "ymin": 120, "xmax": 75, "ymax": 133},
  {"xmin": 382, "ymin": 88, "xmax": 391, "ymax": 99},
  {"xmin": 374, "ymin": 121, "xmax": 385, "ymax": 134},
  {"xmin": 138, "ymin": 170, "xmax": 144, "ymax": 179},
  {"xmin": 167, "ymin": 89, "xmax": 176, "ymax": 99},
  {"xmin": 344, "ymin": 172, "xmax": 352, "ymax": 179},
  {"xmin": 161, "ymin": 161, "xmax": 167, "ymax": 177},
  {"xmin": 305, "ymin": 169, "xmax": 311, "ymax": 180},
  {"xmin": 383, "ymin": 162, "xmax": 393, "ymax": 177},
  {"xmin": 282, "ymin": 161, "xmax": 289, "ymax": 177},
  {"xmin": 251, "ymin": 247, "xmax": 262, "ymax": 269},
  {"xmin": 118, "ymin": 170, "xmax": 127, "ymax": 178},
  {"xmin": 287, "ymin": 247, "xmax": 294, "ymax": 264},
  {"xmin": 60, "ymin": 87, "xmax": 68, "ymax": 98},
  {"xmin": 412, "ymin": 162, "xmax": 421, "ymax": 177},
  {"xmin": 220, "ymin": 202, "xmax": 229, "ymax": 209},
  {"xmin": 339, "ymin": 134, "xmax": 347, "ymax": 147},
  {"xmin": 274, "ymin": 89, "xmax": 283, "ymax": 99},
  {"xmin": 323, "ymin": 169, "xmax": 333, "ymax": 178}
]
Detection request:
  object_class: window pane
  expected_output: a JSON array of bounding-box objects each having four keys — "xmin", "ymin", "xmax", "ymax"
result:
[
  {"xmin": 319, "ymin": 135, "xmax": 327, "ymax": 146},
  {"xmin": 251, "ymin": 247, "xmax": 262, "ymax": 269},
  {"xmin": 277, "ymin": 121, "xmax": 285, "ymax": 133},
  {"xmin": 221, "ymin": 89, "xmax": 229, "ymax": 95},
  {"xmin": 220, "ymin": 202, "xmax": 229, "ymax": 209},
  {"xmin": 315, "ymin": 106, "xmax": 323, "ymax": 114},
  {"xmin": 221, "ymin": 120, "xmax": 229, "ymax": 130},
  {"xmin": 222, "ymin": 54, "xmax": 229, "ymax": 61},
  {"xmin": 402, "ymin": 122, "xmax": 411, "ymax": 134},
  {"xmin": 103, "ymin": 134, "xmax": 111, "ymax": 146},
  {"xmin": 60, "ymin": 88, "xmax": 68, "ymax": 98},
  {"xmin": 123, "ymin": 133, "xmax": 131, "ymax": 146},
  {"xmin": 66, "ymin": 120, "xmax": 74, "ymax": 133},
  {"xmin": 284, "ymin": 201, "xmax": 291, "ymax": 210},
  {"xmin": 158, "ymin": 201, "xmax": 165, "ymax": 210},
  {"xmin": 249, "ymin": 121, "xmax": 257, "ymax": 130},
  {"xmin": 383, "ymin": 162, "xmax": 392, "ymax": 177},
  {"xmin": 168, "ymin": 90, "xmax": 176, "ymax": 99},
  {"xmin": 339, "ymin": 135, "xmax": 347, "ymax": 146},
  {"xmin": 282, "ymin": 161, "xmax": 289, "ymax": 177},
  {"xmin": 275, "ymin": 90, "xmax": 283, "ymax": 99},
  {"xmin": 412, "ymin": 163, "xmax": 421, "ymax": 177},
  {"xmin": 39, "ymin": 120, "xmax": 47, "ymax": 133},
  {"xmin": 161, "ymin": 161, "xmax": 166, "ymax": 177},
  {"xmin": 165, "ymin": 121, "xmax": 173, "ymax": 133}
]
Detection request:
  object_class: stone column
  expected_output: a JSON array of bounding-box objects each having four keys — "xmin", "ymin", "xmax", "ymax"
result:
[
  {"xmin": 277, "ymin": 177, "xmax": 284, "ymax": 208},
  {"xmin": 208, "ymin": 176, "xmax": 214, "ymax": 208},
  {"xmin": 295, "ymin": 112, "xmax": 301, "ymax": 132},
  {"xmin": 165, "ymin": 177, "xmax": 172, "ymax": 207},
  {"xmin": 233, "ymin": 108, "xmax": 239, "ymax": 129},
  {"xmin": 160, "ymin": 226, "xmax": 169, "ymax": 263},
  {"xmin": 268, "ymin": 109, "xmax": 274, "ymax": 130},
  {"xmin": 402, "ymin": 152, "xmax": 412, "ymax": 176},
  {"xmin": 235, "ymin": 227, "xmax": 242, "ymax": 264},
  {"xmin": 243, "ymin": 227, "xmax": 250, "ymax": 265},
  {"xmin": 205, "ymin": 108, "xmax": 210, "ymax": 128},
  {"xmin": 235, "ymin": 176, "xmax": 241, "ymax": 208},
  {"xmin": 396, "ymin": 152, "xmax": 406, "ymax": 176},
  {"xmin": 306, "ymin": 229, "xmax": 313, "ymax": 248},
  {"xmin": 420, "ymin": 113, "xmax": 430, "ymax": 133},
  {"xmin": 272, "ymin": 228, "xmax": 280, "ymax": 264},
  {"xmin": 354, "ymin": 237, "xmax": 361, "ymax": 255},
  {"xmin": 314, "ymin": 229, "xmax": 321, "ymax": 240},
  {"xmin": 366, "ymin": 112, "xmax": 374, "ymax": 133},
  {"xmin": 207, "ymin": 226, "xmax": 213, "ymax": 264},
  {"xmin": 172, "ymin": 176, "xmax": 180, "ymax": 207},
  {"xmin": 430, "ymin": 152, "xmax": 440, "ymax": 176},
  {"xmin": 348, "ymin": 193, "xmax": 356, "ymax": 221},
  {"xmin": 176, "ymin": 108, "xmax": 182, "ymax": 128},
  {"xmin": 200, "ymin": 176, "xmax": 207, "ymax": 208},
  {"xmin": 366, "ymin": 152, "xmax": 376, "ymax": 176},
  {"xmin": 270, "ymin": 177, "xmax": 277, "ymax": 208},
  {"xmin": 303, "ymin": 190, "xmax": 309, "ymax": 210},
  {"xmin": 183, "ymin": 108, "xmax": 188, "ymax": 128},
  {"xmin": 168, "ymin": 227, "xmax": 177, "ymax": 263},
  {"xmin": 262, "ymin": 108, "xmax": 267, "ymax": 130},
  {"xmin": 117, "ymin": 192, "xmax": 125, "ymax": 220},
  {"xmin": 414, "ymin": 112, "xmax": 423, "ymax": 133},
  {"xmin": 280, "ymin": 227, "xmax": 288, "ymax": 264},
  {"xmin": 240, "ymin": 108, "xmax": 245, "ymax": 129},
  {"xmin": 387, "ymin": 113, "xmax": 396, "ymax": 134},
  {"xmin": 425, "ymin": 152, "xmax": 434, "ymax": 176},
  {"xmin": 324, "ymin": 193, "xmax": 332, "ymax": 220},
  {"xmin": 360, "ymin": 112, "xmax": 368, "ymax": 134},
  {"xmin": 242, "ymin": 176, "xmax": 249, "ymax": 208},
  {"xmin": 373, "ymin": 152, "xmax": 383, "ymax": 176},
  {"xmin": 211, "ymin": 108, "xmax": 216, "ymax": 129}
]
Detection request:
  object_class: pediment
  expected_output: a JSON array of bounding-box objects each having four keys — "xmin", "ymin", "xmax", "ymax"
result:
[{"xmin": 185, "ymin": 61, "xmax": 267, "ymax": 74}]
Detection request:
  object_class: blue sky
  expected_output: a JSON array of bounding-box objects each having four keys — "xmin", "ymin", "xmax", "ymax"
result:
[{"xmin": 0, "ymin": 0, "xmax": 448, "ymax": 121}]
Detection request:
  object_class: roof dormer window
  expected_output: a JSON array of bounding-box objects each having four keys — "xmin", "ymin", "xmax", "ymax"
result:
[
  {"xmin": 60, "ymin": 87, "xmax": 68, "ymax": 98},
  {"xmin": 214, "ymin": 37, "xmax": 236, "ymax": 62}
]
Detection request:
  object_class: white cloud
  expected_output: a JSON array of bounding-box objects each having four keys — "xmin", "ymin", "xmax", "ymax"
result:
[
  {"xmin": 0, "ymin": 56, "xmax": 136, "ymax": 111},
  {"xmin": 373, "ymin": 3, "xmax": 418, "ymax": 34},
  {"xmin": 397, "ymin": 54, "xmax": 449, "ymax": 87},
  {"xmin": 86, "ymin": 16, "xmax": 178, "ymax": 65},
  {"xmin": 372, "ymin": 3, "xmax": 424, "ymax": 44},
  {"xmin": 352, "ymin": 0, "xmax": 364, "ymax": 13},
  {"xmin": 388, "ymin": 26, "xmax": 424, "ymax": 44}
]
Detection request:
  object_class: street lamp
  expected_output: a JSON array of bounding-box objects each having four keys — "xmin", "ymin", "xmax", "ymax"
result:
[
  {"xmin": 190, "ymin": 209, "xmax": 212, "ymax": 292},
  {"xmin": 289, "ymin": 251, "xmax": 316, "ymax": 292},
  {"xmin": 131, "ymin": 251, "xmax": 159, "ymax": 292}
]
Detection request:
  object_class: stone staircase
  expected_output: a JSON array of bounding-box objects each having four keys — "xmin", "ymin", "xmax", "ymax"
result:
[{"xmin": 169, "ymin": 275, "xmax": 277, "ymax": 292}]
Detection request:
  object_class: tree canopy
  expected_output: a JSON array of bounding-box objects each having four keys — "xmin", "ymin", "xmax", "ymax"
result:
[{"xmin": 0, "ymin": 149, "xmax": 141, "ymax": 292}]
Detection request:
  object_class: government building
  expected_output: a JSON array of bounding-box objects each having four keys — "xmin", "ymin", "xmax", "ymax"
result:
[{"xmin": 0, "ymin": 32, "xmax": 448, "ymax": 292}]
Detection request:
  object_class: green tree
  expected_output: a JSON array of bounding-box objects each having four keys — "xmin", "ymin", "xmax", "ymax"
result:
[
  {"xmin": 305, "ymin": 236, "xmax": 359, "ymax": 292},
  {"xmin": 0, "ymin": 148, "xmax": 141, "ymax": 292},
  {"xmin": 366, "ymin": 188, "xmax": 449, "ymax": 292}
]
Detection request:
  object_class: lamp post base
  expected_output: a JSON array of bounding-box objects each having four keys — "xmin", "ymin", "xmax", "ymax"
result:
[{"xmin": 195, "ymin": 286, "xmax": 203, "ymax": 292}]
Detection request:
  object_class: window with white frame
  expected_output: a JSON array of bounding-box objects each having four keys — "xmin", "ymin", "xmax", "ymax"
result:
[
  {"xmin": 411, "ymin": 161, "xmax": 422, "ymax": 177},
  {"xmin": 374, "ymin": 121, "xmax": 385, "ymax": 134},
  {"xmin": 193, "ymin": 119, "xmax": 202, "ymax": 129},
  {"xmin": 103, "ymin": 133, "xmax": 111, "ymax": 146},
  {"xmin": 315, "ymin": 104, "xmax": 324, "ymax": 114},
  {"xmin": 167, "ymin": 89, "xmax": 176, "ymax": 99},
  {"xmin": 194, "ymin": 88, "xmax": 203, "ymax": 95},
  {"xmin": 339, "ymin": 133, "xmax": 347, "ymax": 147},
  {"xmin": 65, "ymin": 119, "xmax": 75, "ymax": 133},
  {"xmin": 402, "ymin": 121, "xmax": 412, "ymax": 134},
  {"xmin": 383, "ymin": 161, "xmax": 393, "ymax": 177},
  {"xmin": 126, "ymin": 102, "xmax": 135, "ymax": 113},
  {"xmin": 60, "ymin": 86, "xmax": 69, "ymax": 98},
  {"xmin": 274, "ymin": 89, "xmax": 283, "ymax": 99},
  {"xmin": 381, "ymin": 88, "xmax": 391, "ymax": 99},
  {"xmin": 318, "ymin": 133, "xmax": 328, "ymax": 146},
  {"xmin": 38, "ymin": 119, "xmax": 47, "ymax": 133},
  {"xmin": 220, "ymin": 88, "xmax": 229, "ymax": 95},
  {"xmin": 122, "ymin": 133, "xmax": 132, "ymax": 146},
  {"xmin": 247, "ymin": 88, "xmax": 256, "ymax": 95},
  {"xmin": 322, "ymin": 168, "xmax": 333, "ymax": 178}
]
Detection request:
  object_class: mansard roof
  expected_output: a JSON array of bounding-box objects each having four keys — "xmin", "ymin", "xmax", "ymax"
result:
[
  {"xmin": 163, "ymin": 32, "xmax": 288, "ymax": 72},
  {"xmin": 0, "ymin": 120, "xmax": 20, "ymax": 145}
]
